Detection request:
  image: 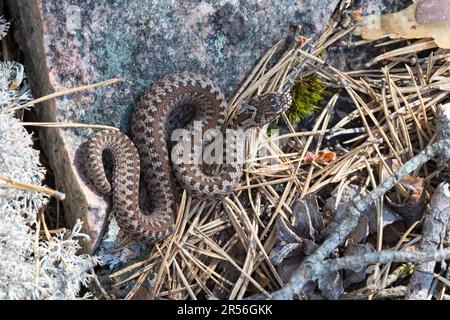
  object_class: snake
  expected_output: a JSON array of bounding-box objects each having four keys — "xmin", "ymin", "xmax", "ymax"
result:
[{"xmin": 84, "ymin": 72, "xmax": 292, "ymax": 243}]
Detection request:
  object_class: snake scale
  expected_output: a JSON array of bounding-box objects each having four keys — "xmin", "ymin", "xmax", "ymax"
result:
[{"xmin": 84, "ymin": 72, "xmax": 292, "ymax": 243}]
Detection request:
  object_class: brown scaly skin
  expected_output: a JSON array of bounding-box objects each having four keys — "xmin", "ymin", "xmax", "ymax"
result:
[{"xmin": 84, "ymin": 72, "xmax": 292, "ymax": 243}]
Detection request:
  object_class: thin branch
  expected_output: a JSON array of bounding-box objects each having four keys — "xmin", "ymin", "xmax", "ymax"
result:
[
  {"xmin": 324, "ymin": 248, "xmax": 450, "ymax": 274},
  {"xmin": 270, "ymin": 138, "xmax": 449, "ymax": 299},
  {"xmin": 407, "ymin": 183, "xmax": 450, "ymax": 299}
]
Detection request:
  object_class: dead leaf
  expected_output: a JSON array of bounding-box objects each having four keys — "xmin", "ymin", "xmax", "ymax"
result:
[
  {"xmin": 364, "ymin": 204, "xmax": 403, "ymax": 233},
  {"xmin": 318, "ymin": 271, "xmax": 344, "ymax": 300},
  {"xmin": 354, "ymin": 1, "xmax": 450, "ymax": 49},
  {"xmin": 400, "ymin": 175, "xmax": 425, "ymax": 204},
  {"xmin": 274, "ymin": 216, "xmax": 303, "ymax": 244},
  {"xmin": 10, "ymin": 81, "xmax": 19, "ymax": 90},
  {"xmin": 387, "ymin": 176, "xmax": 426, "ymax": 225},
  {"xmin": 346, "ymin": 215, "xmax": 369, "ymax": 244},
  {"xmin": 382, "ymin": 160, "xmax": 427, "ymax": 225},
  {"xmin": 270, "ymin": 218, "xmax": 319, "ymax": 282},
  {"xmin": 324, "ymin": 184, "xmax": 362, "ymax": 225},
  {"xmin": 343, "ymin": 243, "xmax": 376, "ymax": 288},
  {"xmin": 316, "ymin": 149, "xmax": 337, "ymax": 164},
  {"xmin": 292, "ymin": 195, "xmax": 324, "ymax": 241},
  {"xmin": 305, "ymin": 149, "xmax": 337, "ymax": 165}
]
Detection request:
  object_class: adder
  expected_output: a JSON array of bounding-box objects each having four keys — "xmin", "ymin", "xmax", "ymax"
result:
[{"xmin": 84, "ymin": 72, "xmax": 292, "ymax": 243}]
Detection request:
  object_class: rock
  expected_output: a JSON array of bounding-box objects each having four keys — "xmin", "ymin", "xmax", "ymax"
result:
[
  {"xmin": 416, "ymin": 0, "xmax": 450, "ymax": 24},
  {"xmin": 8, "ymin": 0, "xmax": 339, "ymax": 253},
  {"xmin": 356, "ymin": 0, "xmax": 412, "ymax": 15}
]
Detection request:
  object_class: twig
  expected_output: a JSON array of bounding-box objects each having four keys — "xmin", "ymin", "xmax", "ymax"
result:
[
  {"xmin": 34, "ymin": 207, "xmax": 43, "ymax": 286},
  {"xmin": 374, "ymin": 286, "xmax": 407, "ymax": 300},
  {"xmin": 344, "ymin": 286, "xmax": 408, "ymax": 300},
  {"xmin": 436, "ymin": 103, "xmax": 450, "ymax": 164},
  {"xmin": 323, "ymin": 248, "xmax": 450, "ymax": 274},
  {"xmin": 270, "ymin": 138, "xmax": 449, "ymax": 299},
  {"xmin": 407, "ymin": 183, "xmax": 450, "ymax": 299},
  {"xmin": 90, "ymin": 269, "xmax": 112, "ymax": 300}
]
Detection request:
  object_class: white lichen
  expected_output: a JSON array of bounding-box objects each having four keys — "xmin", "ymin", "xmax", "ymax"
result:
[
  {"xmin": 0, "ymin": 16, "xmax": 96, "ymax": 300},
  {"xmin": 0, "ymin": 61, "xmax": 33, "ymax": 110},
  {"xmin": 0, "ymin": 112, "xmax": 97, "ymax": 300},
  {"xmin": 0, "ymin": 16, "xmax": 10, "ymax": 40}
]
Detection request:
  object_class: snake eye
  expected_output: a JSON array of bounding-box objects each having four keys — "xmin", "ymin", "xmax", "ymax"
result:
[{"xmin": 248, "ymin": 92, "xmax": 292, "ymax": 126}]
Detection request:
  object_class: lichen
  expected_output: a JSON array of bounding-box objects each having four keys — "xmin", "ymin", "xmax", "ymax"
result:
[
  {"xmin": 0, "ymin": 16, "xmax": 97, "ymax": 300},
  {"xmin": 0, "ymin": 112, "xmax": 97, "ymax": 300},
  {"xmin": 0, "ymin": 16, "xmax": 9, "ymax": 39},
  {"xmin": 206, "ymin": 32, "xmax": 229, "ymax": 67}
]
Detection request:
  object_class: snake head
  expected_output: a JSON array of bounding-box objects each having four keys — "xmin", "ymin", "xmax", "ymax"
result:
[{"xmin": 234, "ymin": 91, "xmax": 292, "ymax": 129}]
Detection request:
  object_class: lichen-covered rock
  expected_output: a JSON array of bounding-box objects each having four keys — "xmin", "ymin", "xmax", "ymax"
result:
[{"xmin": 8, "ymin": 0, "xmax": 340, "ymax": 252}]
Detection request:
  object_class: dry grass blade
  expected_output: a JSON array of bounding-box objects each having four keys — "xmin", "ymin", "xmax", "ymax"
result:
[
  {"xmin": 4, "ymin": 78, "xmax": 122, "ymax": 113},
  {"xmin": 367, "ymin": 40, "xmax": 438, "ymax": 67},
  {"xmin": 19, "ymin": 122, "xmax": 120, "ymax": 131},
  {"xmin": 0, "ymin": 175, "xmax": 66, "ymax": 200}
]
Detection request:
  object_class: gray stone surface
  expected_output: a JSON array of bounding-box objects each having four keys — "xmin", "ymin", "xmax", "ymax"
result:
[
  {"xmin": 416, "ymin": 0, "xmax": 450, "ymax": 24},
  {"xmin": 8, "ymin": 0, "xmax": 340, "ymax": 253},
  {"xmin": 356, "ymin": 0, "xmax": 411, "ymax": 15}
]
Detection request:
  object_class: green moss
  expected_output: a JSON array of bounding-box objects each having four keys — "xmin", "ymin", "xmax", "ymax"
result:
[
  {"xmin": 286, "ymin": 75, "xmax": 325, "ymax": 123},
  {"xmin": 393, "ymin": 263, "xmax": 414, "ymax": 278}
]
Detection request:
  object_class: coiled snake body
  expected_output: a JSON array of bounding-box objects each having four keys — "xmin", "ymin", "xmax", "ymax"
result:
[{"xmin": 84, "ymin": 73, "xmax": 291, "ymax": 243}]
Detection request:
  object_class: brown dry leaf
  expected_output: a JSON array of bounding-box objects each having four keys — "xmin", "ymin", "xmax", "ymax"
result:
[
  {"xmin": 382, "ymin": 160, "xmax": 427, "ymax": 225},
  {"xmin": 400, "ymin": 175, "xmax": 425, "ymax": 204},
  {"xmin": 354, "ymin": 1, "xmax": 450, "ymax": 49},
  {"xmin": 316, "ymin": 149, "xmax": 337, "ymax": 164},
  {"xmin": 304, "ymin": 149, "xmax": 337, "ymax": 165},
  {"xmin": 382, "ymin": 162, "xmax": 426, "ymax": 224},
  {"xmin": 383, "ymin": 160, "xmax": 426, "ymax": 205},
  {"xmin": 10, "ymin": 81, "xmax": 19, "ymax": 90}
]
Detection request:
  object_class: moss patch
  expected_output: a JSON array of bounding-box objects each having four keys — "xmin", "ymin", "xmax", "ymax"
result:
[{"xmin": 286, "ymin": 74, "xmax": 326, "ymax": 123}]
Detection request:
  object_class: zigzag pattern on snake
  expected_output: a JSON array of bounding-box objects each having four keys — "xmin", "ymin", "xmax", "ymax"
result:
[{"xmin": 84, "ymin": 72, "xmax": 292, "ymax": 243}]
